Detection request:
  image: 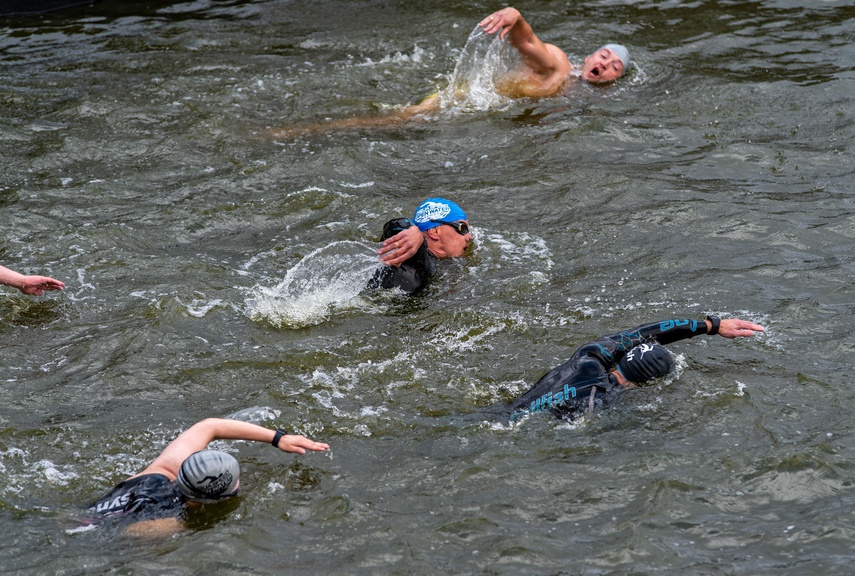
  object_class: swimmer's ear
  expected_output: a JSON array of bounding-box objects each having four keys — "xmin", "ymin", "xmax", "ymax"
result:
[{"xmin": 424, "ymin": 227, "xmax": 442, "ymax": 240}]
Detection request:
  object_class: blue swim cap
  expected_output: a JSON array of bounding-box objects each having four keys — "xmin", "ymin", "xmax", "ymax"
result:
[
  {"xmin": 601, "ymin": 43, "xmax": 630, "ymax": 74},
  {"xmin": 413, "ymin": 198, "xmax": 467, "ymax": 232}
]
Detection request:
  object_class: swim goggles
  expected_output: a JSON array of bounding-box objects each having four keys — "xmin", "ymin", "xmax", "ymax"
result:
[{"xmin": 431, "ymin": 220, "xmax": 470, "ymax": 236}]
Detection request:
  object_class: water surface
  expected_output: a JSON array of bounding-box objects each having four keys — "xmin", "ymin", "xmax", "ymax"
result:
[{"xmin": 2, "ymin": 0, "xmax": 855, "ymax": 573}]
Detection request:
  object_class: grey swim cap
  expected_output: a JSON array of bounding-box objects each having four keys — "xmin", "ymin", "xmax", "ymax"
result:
[
  {"xmin": 601, "ymin": 43, "xmax": 630, "ymax": 73},
  {"xmin": 618, "ymin": 343, "xmax": 673, "ymax": 384},
  {"xmin": 177, "ymin": 450, "xmax": 240, "ymax": 500}
]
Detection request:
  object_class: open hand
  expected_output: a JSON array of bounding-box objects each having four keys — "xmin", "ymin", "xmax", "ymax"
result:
[
  {"xmin": 377, "ymin": 226, "xmax": 423, "ymax": 267},
  {"xmin": 717, "ymin": 318, "xmax": 765, "ymax": 338},
  {"xmin": 277, "ymin": 434, "xmax": 330, "ymax": 455},
  {"xmin": 479, "ymin": 7, "xmax": 521, "ymax": 40},
  {"xmin": 19, "ymin": 275, "xmax": 65, "ymax": 296}
]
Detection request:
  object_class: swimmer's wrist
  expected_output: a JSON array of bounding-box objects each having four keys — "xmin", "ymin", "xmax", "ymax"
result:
[
  {"xmin": 271, "ymin": 428, "xmax": 287, "ymax": 448},
  {"xmin": 705, "ymin": 315, "xmax": 720, "ymax": 336}
]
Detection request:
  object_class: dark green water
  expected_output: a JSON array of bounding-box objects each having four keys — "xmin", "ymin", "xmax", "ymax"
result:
[{"xmin": 2, "ymin": 0, "xmax": 855, "ymax": 573}]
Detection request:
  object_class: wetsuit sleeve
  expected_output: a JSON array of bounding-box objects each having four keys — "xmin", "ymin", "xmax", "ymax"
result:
[
  {"xmin": 613, "ymin": 318, "xmax": 709, "ymax": 346},
  {"xmin": 380, "ymin": 218, "xmax": 414, "ymax": 240},
  {"xmin": 589, "ymin": 318, "xmax": 709, "ymax": 366}
]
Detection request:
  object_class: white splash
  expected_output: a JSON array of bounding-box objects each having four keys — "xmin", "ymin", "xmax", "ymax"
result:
[
  {"xmin": 225, "ymin": 406, "xmax": 282, "ymax": 424},
  {"xmin": 438, "ymin": 27, "xmax": 516, "ymax": 112},
  {"xmin": 245, "ymin": 241, "xmax": 380, "ymax": 328},
  {"xmin": 182, "ymin": 298, "xmax": 224, "ymax": 318}
]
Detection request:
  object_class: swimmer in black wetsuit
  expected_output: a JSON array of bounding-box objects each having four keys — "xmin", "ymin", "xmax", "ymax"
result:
[
  {"xmin": 369, "ymin": 197, "xmax": 473, "ymax": 294},
  {"xmin": 85, "ymin": 418, "xmax": 328, "ymax": 536},
  {"xmin": 511, "ymin": 315, "xmax": 765, "ymax": 422}
]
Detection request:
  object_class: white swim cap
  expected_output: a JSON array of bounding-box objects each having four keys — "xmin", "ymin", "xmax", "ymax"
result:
[
  {"xmin": 177, "ymin": 450, "xmax": 240, "ymax": 500},
  {"xmin": 601, "ymin": 43, "xmax": 630, "ymax": 74}
]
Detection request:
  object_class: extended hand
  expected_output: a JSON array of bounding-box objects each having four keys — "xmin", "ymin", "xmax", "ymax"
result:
[
  {"xmin": 277, "ymin": 434, "xmax": 330, "ymax": 455},
  {"xmin": 479, "ymin": 7, "xmax": 521, "ymax": 40},
  {"xmin": 19, "ymin": 275, "xmax": 65, "ymax": 296},
  {"xmin": 718, "ymin": 318, "xmax": 765, "ymax": 338},
  {"xmin": 377, "ymin": 226, "xmax": 423, "ymax": 267}
]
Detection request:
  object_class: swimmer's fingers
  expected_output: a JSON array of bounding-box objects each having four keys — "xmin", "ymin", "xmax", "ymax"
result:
[
  {"xmin": 718, "ymin": 318, "xmax": 766, "ymax": 339},
  {"xmin": 479, "ymin": 8, "xmax": 517, "ymax": 37},
  {"xmin": 478, "ymin": 10, "xmax": 499, "ymax": 28},
  {"xmin": 277, "ymin": 434, "xmax": 330, "ymax": 455},
  {"xmin": 379, "ymin": 243, "xmax": 418, "ymax": 267},
  {"xmin": 479, "ymin": 16, "xmax": 501, "ymax": 35},
  {"xmin": 19, "ymin": 275, "xmax": 65, "ymax": 296},
  {"xmin": 378, "ymin": 226, "xmax": 423, "ymax": 267}
]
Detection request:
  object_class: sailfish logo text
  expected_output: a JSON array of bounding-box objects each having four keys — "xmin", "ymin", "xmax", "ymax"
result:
[{"xmin": 527, "ymin": 384, "xmax": 577, "ymax": 414}]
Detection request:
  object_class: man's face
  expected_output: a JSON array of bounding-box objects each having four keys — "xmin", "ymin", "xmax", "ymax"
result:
[
  {"xmin": 434, "ymin": 220, "xmax": 472, "ymax": 258},
  {"xmin": 581, "ymin": 47, "xmax": 624, "ymax": 84}
]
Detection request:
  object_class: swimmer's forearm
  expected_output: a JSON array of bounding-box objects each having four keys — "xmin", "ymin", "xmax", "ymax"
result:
[
  {"xmin": 605, "ymin": 317, "xmax": 765, "ymax": 350},
  {"xmin": 0, "ymin": 265, "xmax": 25, "ymax": 289}
]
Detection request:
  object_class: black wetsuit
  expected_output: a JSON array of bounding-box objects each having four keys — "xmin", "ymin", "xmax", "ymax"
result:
[
  {"xmin": 88, "ymin": 473, "xmax": 185, "ymax": 522},
  {"xmin": 510, "ymin": 318, "xmax": 710, "ymax": 421},
  {"xmin": 367, "ymin": 218, "xmax": 436, "ymax": 294}
]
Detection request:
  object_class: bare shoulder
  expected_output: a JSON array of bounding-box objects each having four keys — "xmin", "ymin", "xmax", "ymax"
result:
[{"xmin": 545, "ymin": 43, "xmax": 572, "ymax": 74}]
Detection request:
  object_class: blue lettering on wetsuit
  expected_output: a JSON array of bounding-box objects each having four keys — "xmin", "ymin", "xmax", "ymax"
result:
[
  {"xmin": 659, "ymin": 319, "xmax": 697, "ymax": 332},
  {"xmin": 595, "ymin": 343, "xmax": 614, "ymax": 363},
  {"xmin": 528, "ymin": 384, "xmax": 577, "ymax": 414}
]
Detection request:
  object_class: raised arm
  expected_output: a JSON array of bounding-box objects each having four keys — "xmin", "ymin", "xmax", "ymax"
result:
[
  {"xmin": 0, "ymin": 265, "xmax": 64, "ymax": 296},
  {"xmin": 479, "ymin": 7, "xmax": 569, "ymax": 76},
  {"xmin": 136, "ymin": 418, "xmax": 329, "ymax": 479}
]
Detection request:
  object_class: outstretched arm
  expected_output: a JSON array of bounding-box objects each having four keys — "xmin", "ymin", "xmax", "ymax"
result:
[
  {"xmin": 595, "ymin": 316, "xmax": 765, "ymax": 361},
  {"xmin": 479, "ymin": 7, "xmax": 568, "ymax": 76},
  {"xmin": 0, "ymin": 265, "xmax": 64, "ymax": 296},
  {"xmin": 136, "ymin": 418, "xmax": 329, "ymax": 480}
]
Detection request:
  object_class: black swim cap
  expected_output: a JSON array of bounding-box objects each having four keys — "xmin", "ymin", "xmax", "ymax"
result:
[{"xmin": 618, "ymin": 343, "xmax": 673, "ymax": 384}]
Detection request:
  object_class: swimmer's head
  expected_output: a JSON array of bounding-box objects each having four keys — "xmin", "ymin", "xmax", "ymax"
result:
[
  {"xmin": 582, "ymin": 44, "xmax": 629, "ymax": 84},
  {"xmin": 602, "ymin": 44, "xmax": 629, "ymax": 71},
  {"xmin": 617, "ymin": 343, "xmax": 673, "ymax": 384},
  {"xmin": 413, "ymin": 198, "xmax": 468, "ymax": 232},
  {"xmin": 177, "ymin": 450, "xmax": 240, "ymax": 501}
]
